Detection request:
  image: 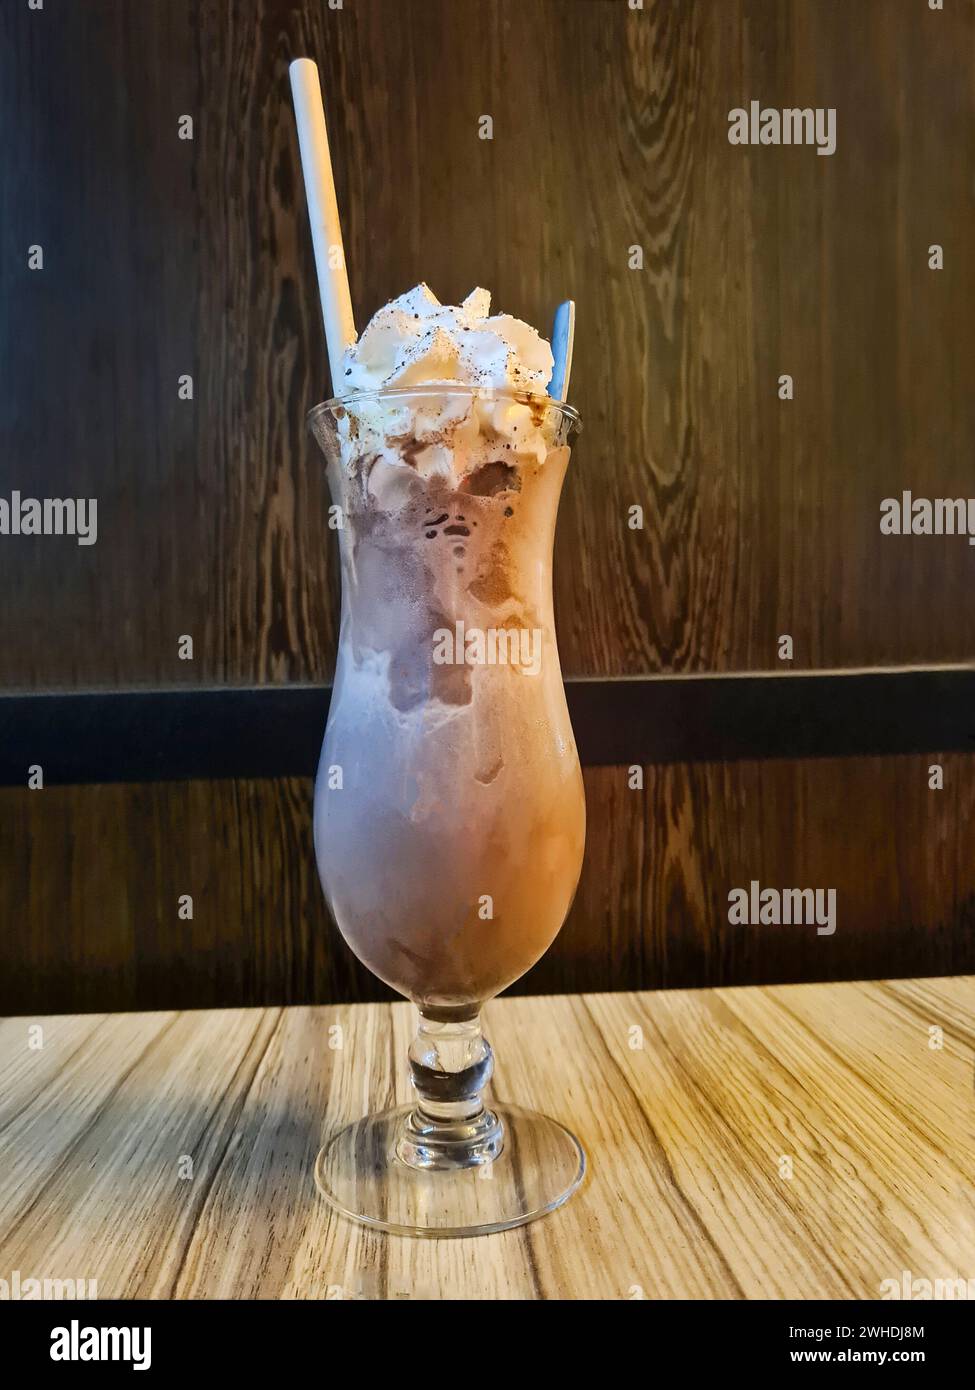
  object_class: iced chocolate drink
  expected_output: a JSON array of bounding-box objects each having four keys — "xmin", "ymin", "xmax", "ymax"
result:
[
  {"xmin": 309, "ymin": 285, "xmax": 586, "ymax": 1234},
  {"xmin": 310, "ymin": 285, "xmax": 584, "ymax": 1013}
]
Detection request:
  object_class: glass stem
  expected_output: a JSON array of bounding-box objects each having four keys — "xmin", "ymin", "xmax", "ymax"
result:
[{"xmin": 396, "ymin": 1010, "xmax": 504, "ymax": 1171}]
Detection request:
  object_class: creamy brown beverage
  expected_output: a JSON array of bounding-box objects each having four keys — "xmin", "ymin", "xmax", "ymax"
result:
[
  {"xmin": 291, "ymin": 62, "xmax": 588, "ymax": 1231},
  {"xmin": 310, "ymin": 285, "xmax": 584, "ymax": 1016}
]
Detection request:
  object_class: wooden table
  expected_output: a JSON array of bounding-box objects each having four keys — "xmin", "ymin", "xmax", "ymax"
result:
[{"xmin": 2, "ymin": 977, "xmax": 973, "ymax": 1299}]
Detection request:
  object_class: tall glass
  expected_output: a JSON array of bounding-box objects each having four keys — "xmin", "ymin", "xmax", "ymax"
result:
[{"xmin": 309, "ymin": 386, "xmax": 586, "ymax": 1236}]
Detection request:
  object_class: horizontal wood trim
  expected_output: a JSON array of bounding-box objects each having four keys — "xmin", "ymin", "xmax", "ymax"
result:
[{"xmin": 0, "ymin": 666, "xmax": 973, "ymax": 785}]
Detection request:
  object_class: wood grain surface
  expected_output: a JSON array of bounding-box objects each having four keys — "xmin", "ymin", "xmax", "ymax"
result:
[
  {"xmin": 1, "ymin": 976, "xmax": 973, "ymax": 1299},
  {"xmin": 1, "ymin": 0, "xmax": 973, "ymax": 686},
  {"xmin": 3, "ymin": 754, "xmax": 974, "ymax": 1016}
]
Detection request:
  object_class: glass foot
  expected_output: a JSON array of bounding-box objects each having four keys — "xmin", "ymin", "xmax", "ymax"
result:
[{"xmin": 314, "ymin": 1102, "xmax": 585, "ymax": 1238}]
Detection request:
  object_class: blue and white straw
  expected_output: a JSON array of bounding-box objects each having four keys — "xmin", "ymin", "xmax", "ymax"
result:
[{"xmin": 547, "ymin": 299, "xmax": 576, "ymax": 401}]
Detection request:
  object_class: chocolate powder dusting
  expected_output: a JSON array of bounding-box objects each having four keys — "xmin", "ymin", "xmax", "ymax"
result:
[
  {"xmin": 396, "ymin": 437, "xmax": 426, "ymax": 470},
  {"xmin": 459, "ymin": 460, "xmax": 521, "ymax": 497},
  {"xmin": 467, "ymin": 540, "xmax": 515, "ymax": 606}
]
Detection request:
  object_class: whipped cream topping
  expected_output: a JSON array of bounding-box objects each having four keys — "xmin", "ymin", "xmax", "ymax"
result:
[
  {"xmin": 331, "ymin": 286, "xmax": 562, "ymax": 476},
  {"xmin": 338, "ymin": 284, "xmax": 554, "ymax": 397}
]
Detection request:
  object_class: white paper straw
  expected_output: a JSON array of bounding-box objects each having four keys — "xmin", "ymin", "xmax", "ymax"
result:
[{"xmin": 289, "ymin": 58, "xmax": 357, "ymax": 388}]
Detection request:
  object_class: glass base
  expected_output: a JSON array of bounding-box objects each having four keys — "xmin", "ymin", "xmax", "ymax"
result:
[{"xmin": 314, "ymin": 1102, "xmax": 585, "ymax": 1238}]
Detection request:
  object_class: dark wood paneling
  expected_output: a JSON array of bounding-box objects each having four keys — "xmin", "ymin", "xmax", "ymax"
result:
[
  {"xmin": 0, "ymin": 0, "xmax": 204, "ymax": 690},
  {"xmin": 3, "ymin": 755, "xmax": 973, "ymax": 1016},
  {"xmin": 1, "ymin": 0, "xmax": 974, "ymax": 688},
  {"xmin": 2, "ymin": 2, "xmax": 973, "ymax": 1013}
]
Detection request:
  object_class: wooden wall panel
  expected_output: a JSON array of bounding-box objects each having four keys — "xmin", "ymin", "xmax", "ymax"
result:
[
  {"xmin": 2, "ymin": 2, "xmax": 973, "ymax": 1012},
  {"xmin": 0, "ymin": 0, "xmax": 204, "ymax": 690},
  {"xmin": 3, "ymin": 755, "xmax": 973, "ymax": 1016},
  {"xmin": 1, "ymin": 0, "xmax": 974, "ymax": 687}
]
